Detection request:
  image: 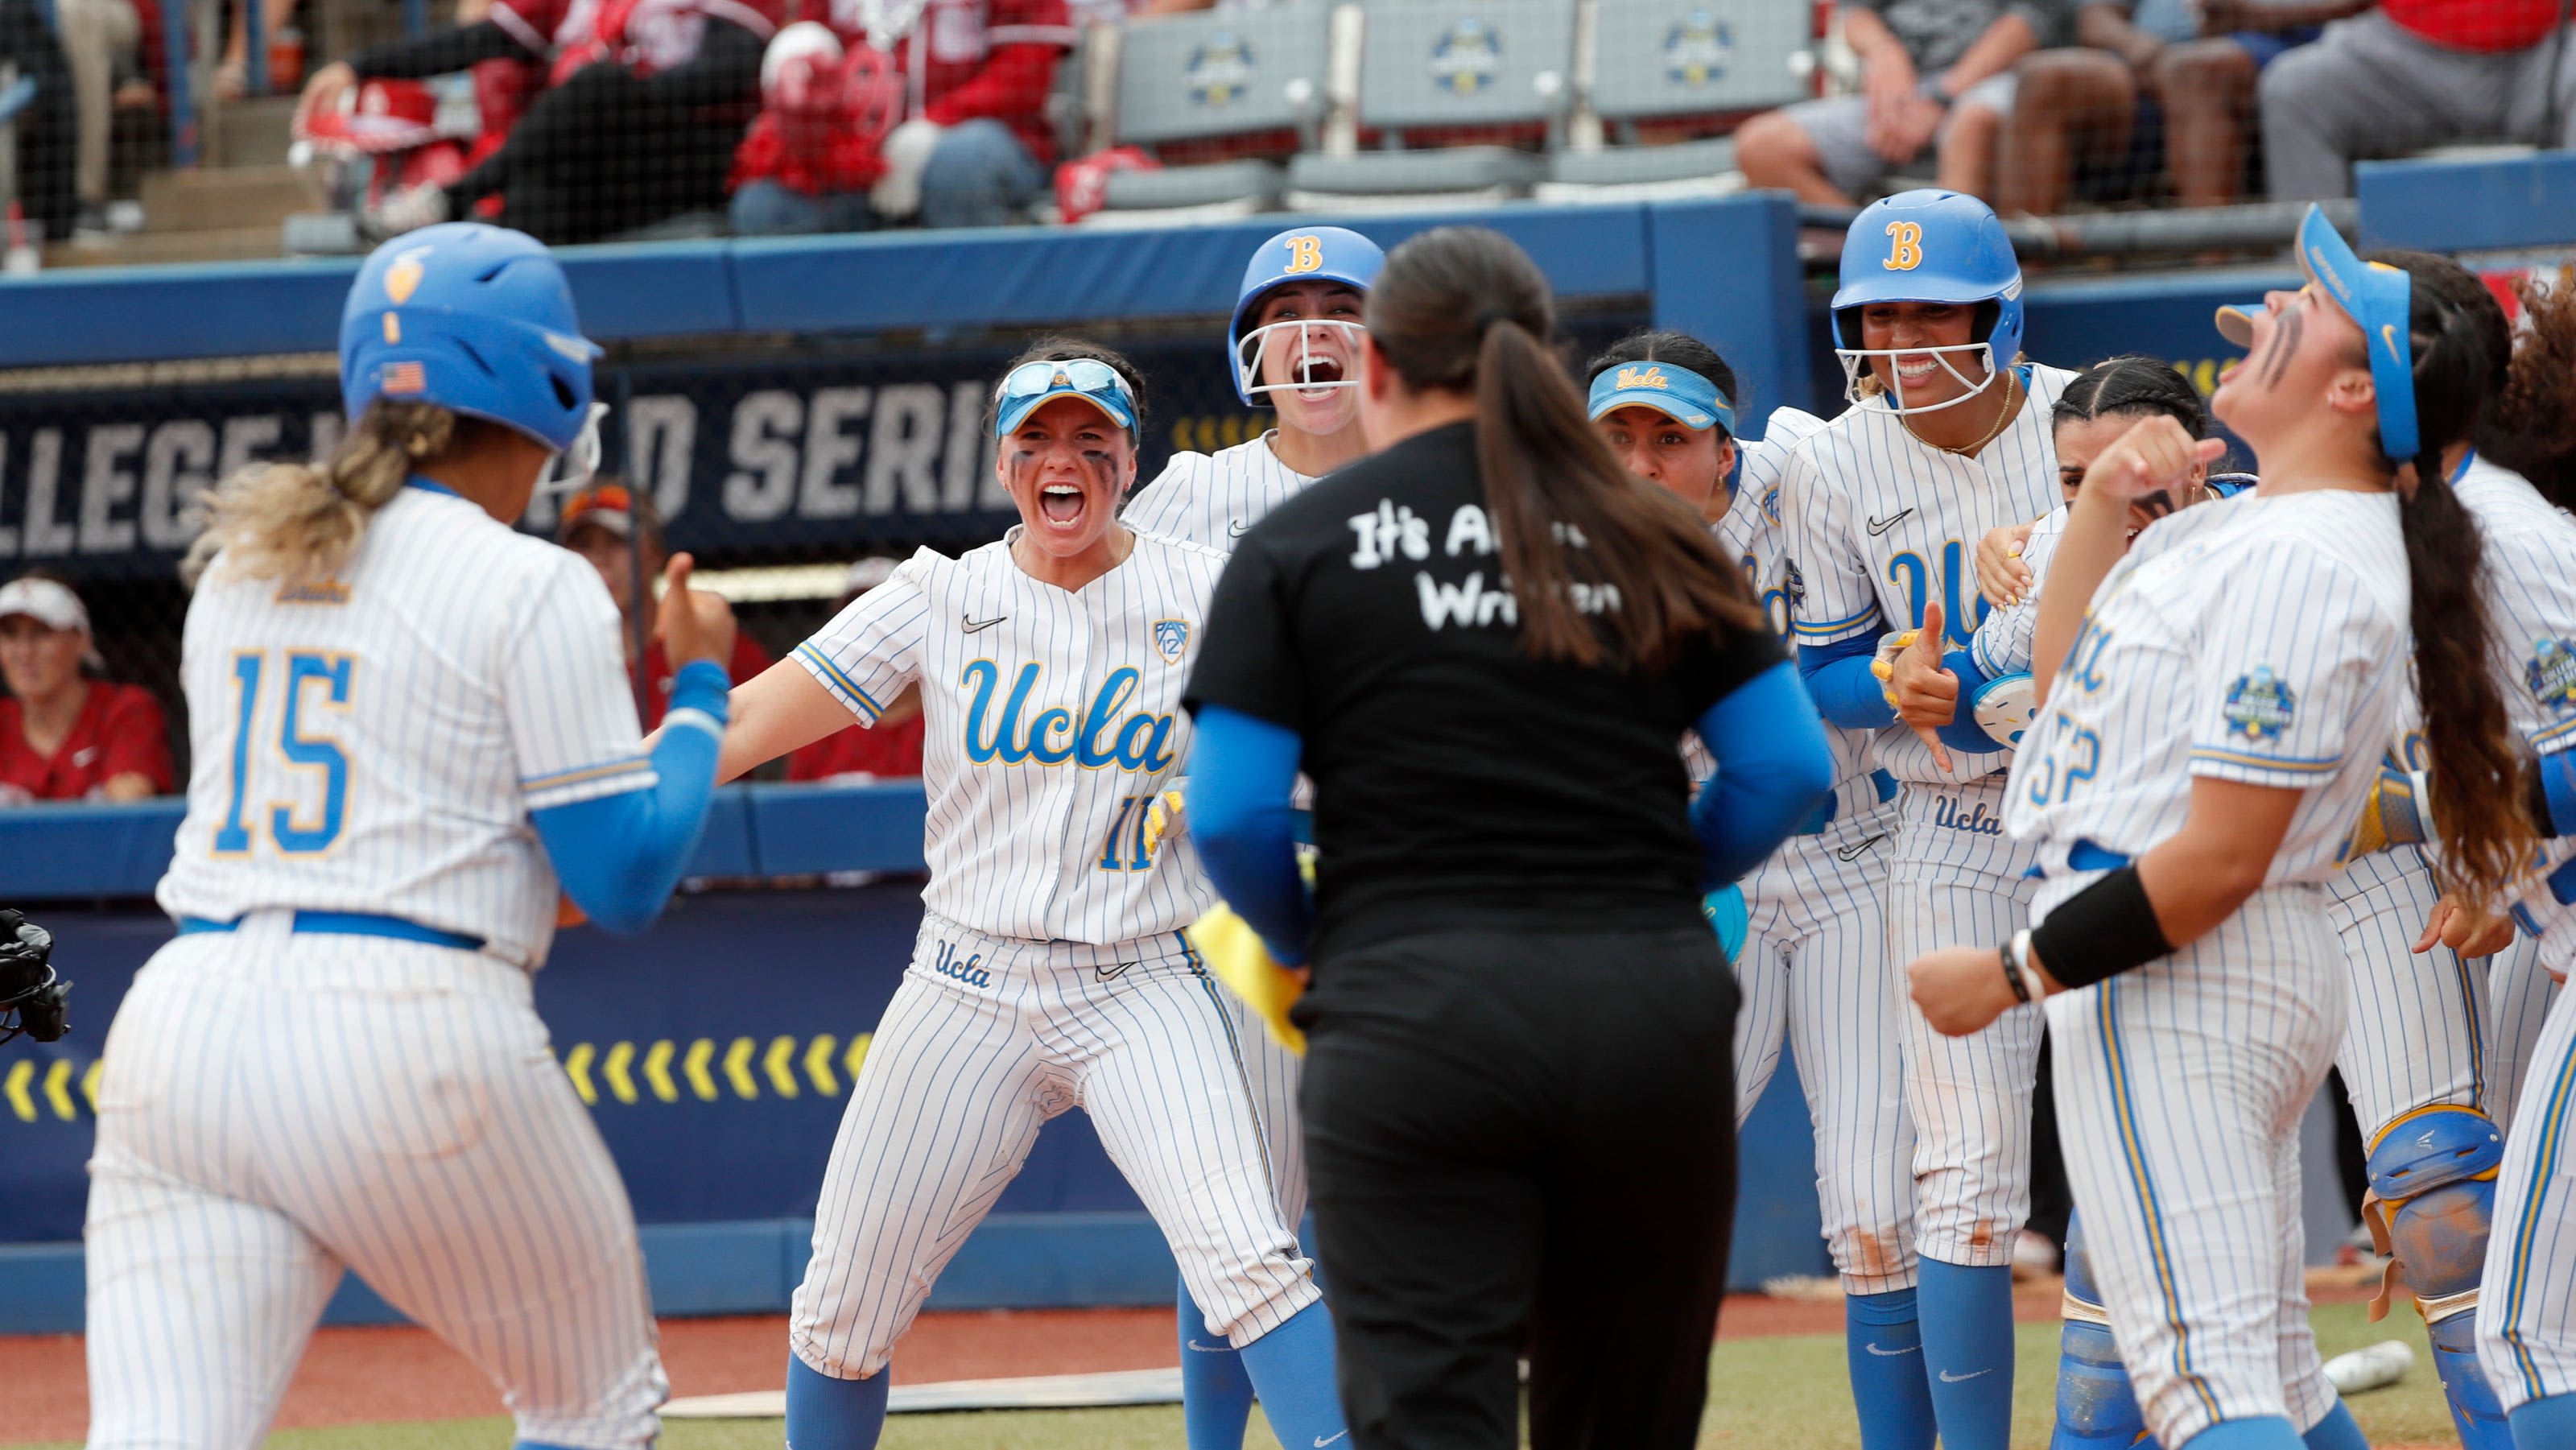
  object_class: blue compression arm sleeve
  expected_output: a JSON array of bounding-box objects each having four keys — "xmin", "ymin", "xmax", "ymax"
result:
[
  {"xmin": 1692, "ymin": 662, "xmax": 1834, "ymax": 887},
  {"xmin": 1189, "ymin": 704, "xmax": 1311, "ymax": 965},
  {"xmin": 1934, "ymin": 649, "xmax": 2010, "ymax": 757},
  {"xmin": 2541, "ymin": 750, "xmax": 2576, "ymax": 838},
  {"xmin": 1797, "ymin": 632, "xmax": 1898, "ymax": 730},
  {"xmin": 531, "ymin": 659, "xmax": 730, "ymax": 935}
]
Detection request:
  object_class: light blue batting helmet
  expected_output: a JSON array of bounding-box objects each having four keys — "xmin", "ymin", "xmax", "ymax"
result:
[
  {"xmin": 339, "ymin": 222, "xmax": 602, "ymax": 454},
  {"xmin": 1228, "ymin": 225, "xmax": 1385, "ymax": 405},
  {"xmin": 1830, "ymin": 190, "xmax": 2025, "ymax": 415}
]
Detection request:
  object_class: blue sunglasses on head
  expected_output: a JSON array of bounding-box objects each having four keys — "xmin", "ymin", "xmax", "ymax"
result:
[{"xmin": 994, "ymin": 357, "xmax": 1138, "ymax": 438}]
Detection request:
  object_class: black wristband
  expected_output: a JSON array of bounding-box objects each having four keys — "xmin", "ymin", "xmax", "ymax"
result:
[
  {"xmin": 1996, "ymin": 938, "xmax": 2031, "ymax": 1003},
  {"xmin": 2028, "ymin": 864, "xmax": 2173, "ymax": 989}
]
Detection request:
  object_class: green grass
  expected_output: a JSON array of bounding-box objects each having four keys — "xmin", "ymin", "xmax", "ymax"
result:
[{"xmin": 21, "ymin": 1302, "xmax": 2463, "ymax": 1449}]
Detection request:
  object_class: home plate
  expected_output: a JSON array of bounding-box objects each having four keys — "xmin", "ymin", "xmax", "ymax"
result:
[{"xmin": 663, "ymin": 1367, "xmax": 1187, "ymax": 1419}]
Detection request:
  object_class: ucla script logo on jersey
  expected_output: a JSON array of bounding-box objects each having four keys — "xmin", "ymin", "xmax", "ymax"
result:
[
  {"xmin": 2223, "ymin": 667, "xmax": 2298, "ymax": 742},
  {"xmin": 2529, "ymin": 638, "xmax": 2576, "ymax": 714},
  {"xmin": 1152, "ymin": 620, "xmax": 1191, "ymax": 665},
  {"xmin": 960, "ymin": 661, "xmax": 1178, "ymax": 771}
]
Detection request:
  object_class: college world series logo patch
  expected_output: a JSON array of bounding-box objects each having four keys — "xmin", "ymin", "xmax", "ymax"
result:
[
  {"xmin": 2529, "ymin": 638, "xmax": 2576, "ymax": 713},
  {"xmin": 1152, "ymin": 620, "xmax": 1191, "ymax": 664},
  {"xmin": 2223, "ymin": 667, "xmax": 2297, "ymax": 742}
]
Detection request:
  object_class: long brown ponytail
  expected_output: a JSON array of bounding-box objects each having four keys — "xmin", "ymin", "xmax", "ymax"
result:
[
  {"xmin": 1364, "ymin": 226, "xmax": 1764, "ymax": 669},
  {"xmin": 2373, "ymin": 250, "xmax": 2535, "ymax": 908}
]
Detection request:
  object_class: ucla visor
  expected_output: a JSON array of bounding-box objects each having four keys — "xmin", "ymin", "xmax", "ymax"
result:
[
  {"xmin": 2217, "ymin": 206, "xmax": 2417, "ymax": 458},
  {"xmin": 994, "ymin": 357, "xmax": 1137, "ymax": 438},
  {"xmin": 1587, "ymin": 361, "xmax": 1736, "ymax": 435}
]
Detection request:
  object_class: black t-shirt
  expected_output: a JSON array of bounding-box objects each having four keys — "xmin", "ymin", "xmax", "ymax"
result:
[{"xmin": 1183, "ymin": 421, "xmax": 1784, "ymax": 958}]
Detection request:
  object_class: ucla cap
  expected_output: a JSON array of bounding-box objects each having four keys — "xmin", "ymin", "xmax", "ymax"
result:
[
  {"xmin": 1586, "ymin": 361, "xmax": 1736, "ymax": 436},
  {"xmin": 2213, "ymin": 204, "xmax": 2417, "ymax": 458}
]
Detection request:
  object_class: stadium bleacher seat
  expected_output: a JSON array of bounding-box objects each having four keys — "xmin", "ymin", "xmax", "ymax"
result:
[
  {"xmin": 1085, "ymin": 6, "xmax": 1331, "ymax": 225},
  {"xmin": 1283, "ymin": 0, "xmax": 1575, "ymax": 211},
  {"xmin": 1542, "ymin": 0, "xmax": 1808, "ymax": 201}
]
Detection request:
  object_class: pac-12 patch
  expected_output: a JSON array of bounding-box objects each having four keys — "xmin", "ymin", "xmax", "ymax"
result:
[
  {"xmin": 2223, "ymin": 667, "xmax": 2297, "ymax": 742},
  {"xmin": 2528, "ymin": 638, "xmax": 2576, "ymax": 713},
  {"xmin": 1152, "ymin": 619, "xmax": 1191, "ymax": 664}
]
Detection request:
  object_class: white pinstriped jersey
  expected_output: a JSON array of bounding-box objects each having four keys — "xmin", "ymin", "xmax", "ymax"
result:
[
  {"xmin": 2458, "ymin": 459, "xmax": 2576, "ymax": 760},
  {"xmin": 1784, "ymin": 364, "xmax": 2075, "ymax": 786},
  {"xmin": 793, "ymin": 529, "xmax": 1222, "ymax": 944},
  {"xmin": 2006, "ymin": 489, "xmax": 2406, "ymax": 886},
  {"xmin": 1122, "ymin": 435, "xmax": 1313, "ymax": 546},
  {"xmin": 1970, "ymin": 502, "xmax": 2067, "ymax": 679},
  {"xmin": 156, "ymin": 485, "xmax": 656, "ymax": 969}
]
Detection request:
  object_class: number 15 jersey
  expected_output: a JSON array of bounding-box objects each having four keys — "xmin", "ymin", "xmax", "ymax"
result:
[{"xmin": 792, "ymin": 528, "xmax": 1223, "ymax": 945}]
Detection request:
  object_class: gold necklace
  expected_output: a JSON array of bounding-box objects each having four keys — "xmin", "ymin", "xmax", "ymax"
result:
[{"xmin": 1906, "ymin": 372, "xmax": 2021, "ymax": 458}]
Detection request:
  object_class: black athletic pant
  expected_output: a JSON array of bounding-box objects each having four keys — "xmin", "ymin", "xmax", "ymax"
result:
[{"xmin": 1297, "ymin": 915, "xmax": 1740, "ymax": 1450}]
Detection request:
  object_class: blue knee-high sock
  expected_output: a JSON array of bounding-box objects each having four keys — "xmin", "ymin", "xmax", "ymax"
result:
[
  {"xmin": 2510, "ymin": 1392, "xmax": 2576, "ymax": 1448},
  {"xmin": 1180, "ymin": 1271, "xmax": 1258, "ymax": 1450},
  {"xmin": 2182, "ymin": 1416, "xmax": 2304, "ymax": 1450},
  {"xmin": 1844, "ymin": 1286, "xmax": 1938, "ymax": 1450},
  {"xmin": 1234, "ymin": 1299, "xmax": 1349, "ymax": 1448},
  {"xmin": 1917, "ymin": 1258, "xmax": 2017, "ymax": 1450},
  {"xmin": 2299, "ymin": 1400, "xmax": 2368, "ymax": 1450},
  {"xmin": 786, "ymin": 1353, "xmax": 891, "ymax": 1450}
]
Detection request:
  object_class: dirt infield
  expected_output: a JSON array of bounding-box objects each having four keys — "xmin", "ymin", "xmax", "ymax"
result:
[{"xmin": 0, "ymin": 1271, "xmax": 2393, "ymax": 1445}]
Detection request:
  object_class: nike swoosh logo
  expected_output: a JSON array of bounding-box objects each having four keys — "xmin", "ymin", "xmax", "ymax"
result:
[
  {"xmin": 1836, "ymin": 833, "xmax": 1886, "ymax": 862},
  {"xmin": 1938, "ymin": 1368, "xmax": 1993, "ymax": 1382},
  {"xmin": 1096, "ymin": 960, "xmax": 1138, "ymax": 981},
  {"xmin": 2382, "ymin": 323, "xmax": 2403, "ymax": 365},
  {"xmin": 1187, "ymin": 1338, "xmax": 1231, "ymax": 1353},
  {"xmin": 1315, "ymin": 1436, "xmax": 1349, "ymax": 1448},
  {"xmin": 1867, "ymin": 509, "xmax": 1914, "ymax": 536},
  {"xmin": 963, "ymin": 615, "xmax": 1006, "ymax": 634},
  {"xmin": 1228, "ymin": 519, "xmax": 1251, "ymax": 538},
  {"xmin": 1864, "ymin": 1341, "xmax": 1918, "ymax": 1357}
]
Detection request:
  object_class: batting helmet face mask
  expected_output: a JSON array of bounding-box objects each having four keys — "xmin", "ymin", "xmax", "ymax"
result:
[
  {"xmin": 1228, "ymin": 226, "xmax": 1385, "ymax": 409},
  {"xmin": 1831, "ymin": 189, "xmax": 2025, "ymax": 417},
  {"xmin": 340, "ymin": 222, "xmax": 608, "ymax": 490}
]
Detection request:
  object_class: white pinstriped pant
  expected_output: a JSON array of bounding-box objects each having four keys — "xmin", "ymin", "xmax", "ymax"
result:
[
  {"xmin": 2327, "ymin": 847, "xmax": 2495, "ymax": 1142},
  {"xmin": 1732, "ymin": 810, "xmax": 1921, "ymax": 1293},
  {"xmin": 2479, "ymin": 960, "xmax": 2576, "ymax": 1412},
  {"xmin": 2490, "ymin": 936, "xmax": 2561, "ymax": 1139},
  {"xmin": 2046, "ymin": 884, "xmax": 2344, "ymax": 1449},
  {"xmin": 1885, "ymin": 781, "xmax": 2043, "ymax": 1268},
  {"xmin": 790, "ymin": 913, "xmax": 1320, "ymax": 1381},
  {"xmin": 85, "ymin": 916, "xmax": 664, "ymax": 1450}
]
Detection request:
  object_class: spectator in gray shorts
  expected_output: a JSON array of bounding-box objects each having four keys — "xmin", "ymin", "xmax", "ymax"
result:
[
  {"xmin": 2261, "ymin": 0, "xmax": 2576, "ymax": 199},
  {"xmin": 1738, "ymin": 0, "xmax": 2070, "ymax": 205}
]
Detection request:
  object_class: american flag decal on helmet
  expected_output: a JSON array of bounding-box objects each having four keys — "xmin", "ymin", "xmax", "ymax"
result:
[{"xmin": 382, "ymin": 361, "xmax": 427, "ymax": 395}]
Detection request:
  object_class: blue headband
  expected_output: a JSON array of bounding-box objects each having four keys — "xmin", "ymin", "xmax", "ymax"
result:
[{"xmin": 1587, "ymin": 361, "xmax": 1736, "ymax": 436}]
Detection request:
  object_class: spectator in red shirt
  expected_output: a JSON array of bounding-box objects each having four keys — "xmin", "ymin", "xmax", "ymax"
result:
[
  {"xmin": 0, "ymin": 575, "xmax": 172, "ymax": 806},
  {"xmin": 786, "ymin": 557, "xmax": 927, "ymax": 782},
  {"xmin": 556, "ymin": 481, "xmax": 772, "ymax": 728},
  {"xmin": 729, "ymin": 0, "xmax": 1076, "ymax": 234},
  {"xmin": 2261, "ymin": 0, "xmax": 2576, "ymax": 197}
]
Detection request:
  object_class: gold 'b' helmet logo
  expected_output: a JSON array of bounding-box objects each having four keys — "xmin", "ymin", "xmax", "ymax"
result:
[{"xmin": 1883, "ymin": 221, "xmax": 1923, "ymax": 271}]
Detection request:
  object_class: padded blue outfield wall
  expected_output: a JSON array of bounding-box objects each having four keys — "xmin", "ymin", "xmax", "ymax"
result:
[{"xmin": 1, "ymin": 164, "xmax": 2569, "ymax": 1331}]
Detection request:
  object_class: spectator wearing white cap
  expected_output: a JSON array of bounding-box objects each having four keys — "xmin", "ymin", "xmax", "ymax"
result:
[
  {"xmin": 0, "ymin": 574, "xmax": 172, "ymax": 806},
  {"xmin": 786, "ymin": 556, "xmax": 924, "ymax": 783}
]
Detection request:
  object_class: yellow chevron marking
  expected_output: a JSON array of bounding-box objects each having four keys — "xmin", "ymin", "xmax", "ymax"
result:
[
  {"xmin": 644, "ymin": 1040, "xmax": 679, "ymax": 1102},
  {"xmin": 845, "ymin": 1032, "xmax": 872, "ymax": 1082},
  {"xmin": 43, "ymin": 1060, "xmax": 74, "ymax": 1120},
  {"xmin": 764, "ymin": 1036, "xmax": 800, "ymax": 1098},
  {"xmin": 804, "ymin": 1035, "xmax": 840, "ymax": 1096},
  {"xmin": 684, "ymin": 1039, "xmax": 718, "ymax": 1101},
  {"xmin": 564, "ymin": 1043, "xmax": 598, "ymax": 1105},
  {"xmin": 604, "ymin": 1042, "xmax": 638, "ymax": 1105},
  {"xmin": 724, "ymin": 1037, "xmax": 759, "ymax": 1099},
  {"xmin": 80, "ymin": 1060, "xmax": 101, "ymax": 1113},
  {"xmin": 3, "ymin": 1061, "xmax": 31, "ymax": 1122}
]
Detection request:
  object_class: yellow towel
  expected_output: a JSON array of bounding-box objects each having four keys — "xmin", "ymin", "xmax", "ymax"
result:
[{"xmin": 1187, "ymin": 903, "xmax": 1307, "ymax": 1055}]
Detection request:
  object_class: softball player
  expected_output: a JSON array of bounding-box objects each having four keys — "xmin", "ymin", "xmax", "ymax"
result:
[
  {"xmin": 1118, "ymin": 223, "xmax": 1381, "ymax": 1450},
  {"xmin": 703, "ymin": 339, "xmax": 1346, "ymax": 1450},
  {"xmin": 1913, "ymin": 212, "xmax": 2533, "ymax": 1450},
  {"xmin": 87, "ymin": 222, "xmax": 733, "ymax": 1450},
  {"xmin": 1897, "ymin": 357, "xmax": 2244, "ymax": 1450},
  {"xmin": 1584, "ymin": 330, "xmax": 1931, "ymax": 1449},
  {"xmin": 1781, "ymin": 188, "xmax": 2074, "ymax": 1449}
]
